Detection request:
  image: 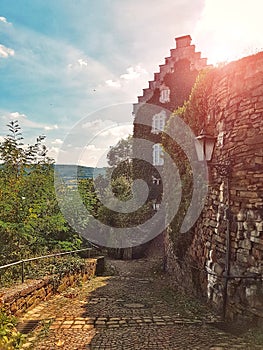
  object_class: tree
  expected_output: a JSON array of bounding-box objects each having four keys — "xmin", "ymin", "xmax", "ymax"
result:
[
  {"xmin": 76, "ymin": 135, "xmax": 153, "ymax": 260},
  {"xmin": 0, "ymin": 121, "xmax": 78, "ymax": 264},
  {"xmin": 100, "ymin": 135, "xmax": 152, "ymax": 259},
  {"xmin": 107, "ymin": 135, "xmax": 133, "ymax": 167}
]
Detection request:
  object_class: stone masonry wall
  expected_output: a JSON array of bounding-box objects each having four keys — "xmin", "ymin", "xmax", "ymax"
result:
[
  {"xmin": 0, "ymin": 257, "xmax": 104, "ymax": 316},
  {"xmin": 165, "ymin": 52, "xmax": 263, "ymax": 324}
]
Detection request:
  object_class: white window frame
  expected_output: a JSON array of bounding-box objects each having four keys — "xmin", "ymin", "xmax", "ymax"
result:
[
  {"xmin": 159, "ymin": 87, "xmax": 170, "ymax": 103},
  {"xmin": 152, "ymin": 176, "xmax": 161, "ymax": 185},
  {"xmin": 152, "ymin": 202, "xmax": 161, "ymax": 210},
  {"xmin": 153, "ymin": 143, "xmax": 164, "ymax": 166},
  {"xmin": 151, "ymin": 111, "xmax": 166, "ymax": 134}
]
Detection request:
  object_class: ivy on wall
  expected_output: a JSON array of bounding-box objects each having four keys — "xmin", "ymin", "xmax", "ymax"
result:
[{"xmin": 162, "ymin": 67, "xmax": 216, "ymax": 260}]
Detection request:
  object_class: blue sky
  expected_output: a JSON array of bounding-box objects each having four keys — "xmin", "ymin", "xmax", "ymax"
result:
[{"xmin": 0, "ymin": 0, "xmax": 263, "ymax": 166}]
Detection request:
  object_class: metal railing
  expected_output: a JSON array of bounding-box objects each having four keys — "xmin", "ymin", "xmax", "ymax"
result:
[{"xmin": 0, "ymin": 248, "xmax": 94, "ymax": 284}]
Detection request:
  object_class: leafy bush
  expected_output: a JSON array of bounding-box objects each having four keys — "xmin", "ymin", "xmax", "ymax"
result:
[
  {"xmin": 0, "ymin": 309, "xmax": 24, "ymax": 349},
  {"xmin": 0, "ymin": 121, "xmax": 86, "ymax": 266},
  {"xmin": 0, "ymin": 254, "xmax": 89, "ymax": 287}
]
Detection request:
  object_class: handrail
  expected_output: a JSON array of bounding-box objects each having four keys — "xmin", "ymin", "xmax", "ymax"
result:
[
  {"xmin": 0, "ymin": 247, "xmax": 94, "ymax": 284},
  {"xmin": 0, "ymin": 260, "xmax": 23, "ymax": 270}
]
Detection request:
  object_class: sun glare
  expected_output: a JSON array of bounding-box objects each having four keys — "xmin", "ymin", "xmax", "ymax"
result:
[{"xmin": 195, "ymin": 0, "xmax": 263, "ymax": 65}]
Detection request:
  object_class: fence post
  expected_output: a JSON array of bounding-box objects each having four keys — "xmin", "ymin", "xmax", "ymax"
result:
[
  {"xmin": 52, "ymin": 255, "xmax": 56, "ymax": 276},
  {"xmin": 21, "ymin": 260, "xmax": 25, "ymax": 283}
]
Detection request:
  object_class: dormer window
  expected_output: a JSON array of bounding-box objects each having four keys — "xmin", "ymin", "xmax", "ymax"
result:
[
  {"xmin": 152, "ymin": 110, "xmax": 166, "ymax": 134},
  {"xmin": 159, "ymin": 84, "xmax": 170, "ymax": 103},
  {"xmin": 153, "ymin": 143, "xmax": 164, "ymax": 166}
]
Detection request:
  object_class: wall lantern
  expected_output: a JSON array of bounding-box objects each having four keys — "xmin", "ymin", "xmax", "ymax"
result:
[
  {"xmin": 195, "ymin": 128, "xmax": 233, "ymax": 321},
  {"xmin": 194, "ymin": 130, "xmax": 217, "ymax": 162}
]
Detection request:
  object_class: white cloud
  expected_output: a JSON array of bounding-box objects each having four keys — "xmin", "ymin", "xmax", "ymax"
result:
[
  {"xmin": 67, "ymin": 58, "xmax": 89, "ymax": 69},
  {"xmin": 44, "ymin": 124, "xmax": 58, "ymax": 131},
  {"xmin": 48, "ymin": 146, "xmax": 60, "ymax": 160},
  {"xmin": 105, "ymin": 64, "xmax": 148, "ymax": 90},
  {"xmin": 82, "ymin": 119, "xmax": 115, "ymax": 131},
  {"xmin": 100, "ymin": 124, "xmax": 132, "ymax": 138},
  {"xmin": 0, "ymin": 112, "xmax": 59, "ymax": 132},
  {"xmin": 51, "ymin": 138, "xmax": 63, "ymax": 145},
  {"xmin": 55, "ymin": 121, "xmax": 133, "ymax": 167},
  {"xmin": 0, "ymin": 44, "xmax": 15, "ymax": 58},
  {"xmin": 79, "ymin": 144, "xmax": 108, "ymax": 167},
  {"xmin": 77, "ymin": 58, "xmax": 88, "ymax": 67},
  {"xmin": 84, "ymin": 144, "xmax": 98, "ymax": 151},
  {"xmin": 120, "ymin": 65, "xmax": 147, "ymax": 80},
  {"xmin": 0, "ymin": 0, "xmax": 207, "ymax": 164},
  {"xmin": 9, "ymin": 111, "xmax": 27, "ymax": 119},
  {"xmin": 66, "ymin": 54, "xmax": 111, "ymax": 86},
  {"xmin": 0, "ymin": 17, "xmax": 11, "ymax": 25},
  {"xmin": 1, "ymin": 22, "xmax": 113, "ymax": 97},
  {"xmin": 0, "ymin": 17, "xmax": 7, "ymax": 23},
  {"xmin": 54, "ymin": 143, "xmax": 108, "ymax": 167},
  {"xmin": 105, "ymin": 79, "xmax": 121, "ymax": 88}
]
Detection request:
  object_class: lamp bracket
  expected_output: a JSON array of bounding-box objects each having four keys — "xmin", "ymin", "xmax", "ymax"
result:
[{"xmin": 210, "ymin": 159, "xmax": 231, "ymax": 177}]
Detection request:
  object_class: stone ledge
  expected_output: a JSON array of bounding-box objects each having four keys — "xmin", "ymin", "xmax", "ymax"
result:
[{"xmin": 0, "ymin": 257, "xmax": 104, "ymax": 317}]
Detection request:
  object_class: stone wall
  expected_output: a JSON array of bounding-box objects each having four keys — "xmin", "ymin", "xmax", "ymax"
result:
[
  {"xmin": 165, "ymin": 52, "xmax": 263, "ymax": 324},
  {"xmin": 0, "ymin": 257, "xmax": 104, "ymax": 316}
]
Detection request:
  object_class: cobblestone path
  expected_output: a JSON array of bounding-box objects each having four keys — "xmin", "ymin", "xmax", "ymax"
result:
[{"xmin": 19, "ymin": 257, "xmax": 261, "ymax": 349}]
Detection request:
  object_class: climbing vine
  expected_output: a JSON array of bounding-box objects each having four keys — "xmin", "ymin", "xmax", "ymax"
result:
[{"xmin": 162, "ymin": 67, "xmax": 216, "ymax": 260}]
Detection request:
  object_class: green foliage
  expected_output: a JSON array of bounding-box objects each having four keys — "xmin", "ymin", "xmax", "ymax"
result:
[
  {"xmin": 175, "ymin": 67, "xmax": 216, "ymax": 134},
  {"xmin": 78, "ymin": 135, "xmax": 154, "ymax": 258},
  {"xmin": 38, "ymin": 319, "xmax": 52, "ymax": 339},
  {"xmin": 44, "ymin": 256, "xmax": 88, "ymax": 292},
  {"xmin": 106, "ymin": 135, "xmax": 133, "ymax": 188},
  {"xmin": 162, "ymin": 68, "xmax": 216, "ymax": 259},
  {"xmin": 110, "ymin": 175, "xmax": 132, "ymax": 201},
  {"xmin": 77, "ymin": 137, "xmax": 135, "ymax": 230},
  {"xmin": 0, "ymin": 255, "xmax": 89, "ymax": 287},
  {"xmin": 78, "ymin": 178, "xmax": 101, "ymax": 219},
  {"xmin": 107, "ymin": 135, "xmax": 132, "ymax": 167},
  {"xmin": 50, "ymin": 256, "xmax": 86, "ymax": 277},
  {"xmin": 0, "ymin": 121, "xmax": 82, "ymax": 266},
  {"xmin": 0, "ymin": 121, "xmax": 48, "ymax": 177},
  {"xmin": 96, "ymin": 136, "xmax": 153, "ymax": 231},
  {"xmin": 0, "ymin": 309, "xmax": 25, "ymax": 349}
]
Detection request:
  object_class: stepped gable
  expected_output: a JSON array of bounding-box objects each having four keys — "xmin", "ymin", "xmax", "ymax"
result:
[{"xmin": 133, "ymin": 35, "xmax": 209, "ymax": 115}]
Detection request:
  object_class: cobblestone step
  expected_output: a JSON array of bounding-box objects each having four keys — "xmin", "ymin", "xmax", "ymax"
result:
[
  {"xmin": 18, "ymin": 258, "xmax": 262, "ymax": 350},
  {"xmin": 45, "ymin": 315, "xmax": 207, "ymax": 330}
]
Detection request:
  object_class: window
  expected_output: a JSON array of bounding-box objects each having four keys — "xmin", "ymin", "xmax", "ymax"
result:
[
  {"xmin": 152, "ymin": 176, "xmax": 161, "ymax": 185},
  {"xmin": 153, "ymin": 143, "xmax": 164, "ymax": 166},
  {"xmin": 152, "ymin": 202, "xmax": 161, "ymax": 210},
  {"xmin": 159, "ymin": 86, "xmax": 170, "ymax": 103},
  {"xmin": 152, "ymin": 111, "xmax": 166, "ymax": 134}
]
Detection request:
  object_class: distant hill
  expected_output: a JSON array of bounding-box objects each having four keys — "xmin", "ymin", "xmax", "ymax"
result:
[
  {"xmin": 0, "ymin": 163, "xmax": 106, "ymax": 184},
  {"xmin": 54, "ymin": 164, "xmax": 106, "ymax": 183}
]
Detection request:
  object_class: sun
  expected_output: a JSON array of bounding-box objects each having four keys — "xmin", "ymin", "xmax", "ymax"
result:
[{"xmin": 194, "ymin": 0, "xmax": 263, "ymax": 65}]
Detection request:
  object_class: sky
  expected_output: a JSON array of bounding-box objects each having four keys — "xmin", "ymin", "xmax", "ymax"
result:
[{"xmin": 0, "ymin": 0, "xmax": 263, "ymax": 166}]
